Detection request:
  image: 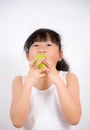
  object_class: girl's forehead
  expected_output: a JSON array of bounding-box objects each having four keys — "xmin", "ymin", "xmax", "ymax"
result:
[{"xmin": 33, "ymin": 41, "xmax": 52, "ymax": 43}]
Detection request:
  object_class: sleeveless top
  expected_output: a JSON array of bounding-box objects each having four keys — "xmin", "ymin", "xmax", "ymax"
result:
[{"xmin": 23, "ymin": 71, "xmax": 71, "ymax": 130}]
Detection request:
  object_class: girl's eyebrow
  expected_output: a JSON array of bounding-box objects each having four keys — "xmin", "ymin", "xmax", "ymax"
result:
[{"xmin": 33, "ymin": 42, "xmax": 39, "ymax": 45}]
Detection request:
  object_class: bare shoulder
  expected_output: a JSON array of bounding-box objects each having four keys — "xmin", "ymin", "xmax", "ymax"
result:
[
  {"xmin": 65, "ymin": 72, "xmax": 79, "ymax": 92},
  {"xmin": 12, "ymin": 75, "xmax": 23, "ymax": 84},
  {"xmin": 12, "ymin": 75, "xmax": 23, "ymax": 88},
  {"xmin": 12, "ymin": 76, "xmax": 23, "ymax": 100},
  {"xmin": 66, "ymin": 72, "xmax": 81, "ymax": 106},
  {"xmin": 66, "ymin": 72, "xmax": 79, "ymax": 84}
]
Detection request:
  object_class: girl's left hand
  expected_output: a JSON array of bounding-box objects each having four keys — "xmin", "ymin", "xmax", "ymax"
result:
[{"xmin": 43, "ymin": 57, "xmax": 60, "ymax": 84}]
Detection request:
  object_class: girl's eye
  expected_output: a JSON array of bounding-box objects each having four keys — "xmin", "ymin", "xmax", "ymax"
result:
[
  {"xmin": 33, "ymin": 44, "xmax": 39, "ymax": 47},
  {"xmin": 47, "ymin": 44, "xmax": 52, "ymax": 46}
]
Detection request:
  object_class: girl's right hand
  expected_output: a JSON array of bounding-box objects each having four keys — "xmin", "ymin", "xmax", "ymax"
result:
[{"xmin": 25, "ymin": 57, "xmax": 46, "ymax": 87}]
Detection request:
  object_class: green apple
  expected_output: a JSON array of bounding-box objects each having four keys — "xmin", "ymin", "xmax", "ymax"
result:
[{"xmin": 35, "ymin": 54, "xmax": 46, "ymax": 69}]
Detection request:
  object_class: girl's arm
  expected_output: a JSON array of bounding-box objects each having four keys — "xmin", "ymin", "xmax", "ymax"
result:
[
  {"xmin": 44, "ymin": 58, "xmax": 82, "ymax": 125},
  {"xmin": 10, "ymin": 75, "xmax": 32, "ymax": 128},
  {"xmin": 53, "ymin": 72, "xmax": 82, "ymax": 125},
  {"xmin": 10, "ymin": 58, "xmax": 46, "ymax": 128}
]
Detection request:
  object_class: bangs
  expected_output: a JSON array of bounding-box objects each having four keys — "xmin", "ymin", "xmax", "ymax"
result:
[
  {"xmin": 32, "ymin": 32, "xmax": 60, "ymax": 44},
  {"xmin": 24, "ymin": 28, "xmax": 61, "ymax": 52}
]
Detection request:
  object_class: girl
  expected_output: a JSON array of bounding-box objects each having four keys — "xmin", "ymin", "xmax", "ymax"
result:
[{"xmin": 10, "ymin": 28, "xmax": 82, "ymax": 130}]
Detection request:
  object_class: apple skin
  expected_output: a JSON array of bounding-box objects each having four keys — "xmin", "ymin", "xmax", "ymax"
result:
[{"xmin": 35, "ymin": 54, "xmax": 46, "ymax": 69}]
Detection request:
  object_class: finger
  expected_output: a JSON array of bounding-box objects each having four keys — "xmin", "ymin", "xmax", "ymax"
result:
[
  {"xmin": 39, "ymin": 73, "xmax": 47, "ymax": 78},
  {"xmin": 29, "ymin": 57, "xmax": 37, "ymax": 67},
  {"xmin": 38, "ymin": 68, "xmax": 47, "ymax": 73},
  {"xmin": 43, "ymin": 59, "xmax": 53, "ymax": 69},
  {"xmin": 42, "ymin": 65, "xmax": 50, "ymax": 72},
  {"xmin": 35, "ymin": 58, "xmax": 46, "ymax": 66}
]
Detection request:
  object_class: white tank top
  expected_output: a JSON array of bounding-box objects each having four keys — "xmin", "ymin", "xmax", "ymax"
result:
[{"xmin": 23, "ymin": 71, "xmax": 71, "ymax": 130}]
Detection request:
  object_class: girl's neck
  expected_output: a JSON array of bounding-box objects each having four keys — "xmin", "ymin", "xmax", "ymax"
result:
[{"xmin": 35, "ymin": 77, "xmax": 52, "ymax": 90}]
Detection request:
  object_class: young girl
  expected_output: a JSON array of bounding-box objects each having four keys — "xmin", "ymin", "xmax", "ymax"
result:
[{"xmin": 10, "ymin": 28, "xmax": 82, "ymax": 130}]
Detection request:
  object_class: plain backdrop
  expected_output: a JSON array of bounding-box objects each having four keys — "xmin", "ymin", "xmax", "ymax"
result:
[{"xmin": 0, "ymin": 0, "xmax": 90, "ymax": 130}]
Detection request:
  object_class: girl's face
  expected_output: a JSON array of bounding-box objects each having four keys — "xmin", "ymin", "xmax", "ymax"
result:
[{"xmin": 26, "ymin": 41, "xmax": 63, "ymax": 67}]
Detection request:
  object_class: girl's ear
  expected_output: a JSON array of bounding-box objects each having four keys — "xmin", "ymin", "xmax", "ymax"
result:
[
  {"xmin": 59, "ymin": 50, "xmax": 63, "ymax": 61},
  {"xmin": 26, "ymin": 52, "xmax": 30, "ymax": 61}
]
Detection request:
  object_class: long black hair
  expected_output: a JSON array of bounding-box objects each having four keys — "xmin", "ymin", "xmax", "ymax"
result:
[{"xmin": 24, "ymin": 28, "xmax": 69, "ymax": 71}]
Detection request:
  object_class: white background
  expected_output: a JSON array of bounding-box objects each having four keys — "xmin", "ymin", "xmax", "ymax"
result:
[{"xmin": 0, "ymin": 0, "xmax": 90, "ymax": 130}]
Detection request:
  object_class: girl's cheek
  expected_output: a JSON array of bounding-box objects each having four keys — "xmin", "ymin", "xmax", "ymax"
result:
[{"xmin": 28, "ymin": 52, "xmax": 37, "ymax": 61}]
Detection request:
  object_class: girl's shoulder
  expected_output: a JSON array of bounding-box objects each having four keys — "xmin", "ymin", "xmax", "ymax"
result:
[
  {"xmin": 60, "ymin": 71, "xmax": 78, "ymax": 86},
  {"xmin": 66, "ymin": 72, "xmax": 78, "ymax": 80},
  {"xmin": 12, "ymin": 75, "xmax": 23, "ymax": 84},
  {"xmin": 66, "ymin": 72, "xmax": 79, "ymax": 87},
  {"xmin": 12, "ymin": 75, "xmax": 24, "ymax": 91},
  {"xmin": 60, "ymin": 71, "xmax": 77, "ymax": 78}
]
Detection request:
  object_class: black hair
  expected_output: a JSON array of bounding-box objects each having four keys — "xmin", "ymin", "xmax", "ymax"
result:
[{"xmin": 24, "ymin": 28, "xmax": 69, "ymax": 71}]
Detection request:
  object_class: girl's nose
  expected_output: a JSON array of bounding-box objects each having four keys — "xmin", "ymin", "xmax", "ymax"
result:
[{"xmin": 38, "ymin": 47, "xmax": 46, "ymax": 53}]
